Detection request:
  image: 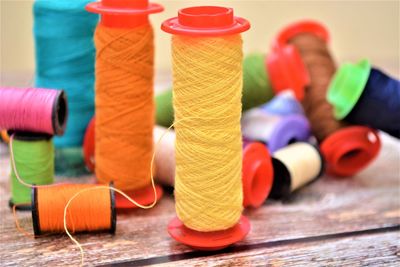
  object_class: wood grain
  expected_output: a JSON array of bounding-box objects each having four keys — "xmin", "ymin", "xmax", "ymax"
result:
[{"xmin": 0, "ymin": 131, "xmax": 399, "ymax": 266}]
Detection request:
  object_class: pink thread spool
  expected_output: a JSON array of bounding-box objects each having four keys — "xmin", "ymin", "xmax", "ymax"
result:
[{"xmin": 0, "ymin": 88, "xmax": 67, "ymax": 135}]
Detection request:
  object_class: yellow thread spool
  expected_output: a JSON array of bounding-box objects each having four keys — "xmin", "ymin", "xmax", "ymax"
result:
[{"xmin": 162, "ymin": 6, "xmax": 251, "ymax": 250}]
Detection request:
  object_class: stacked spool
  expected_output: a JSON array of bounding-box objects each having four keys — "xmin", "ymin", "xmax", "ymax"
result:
[
  {"xmin": 0, "ymin": 87, "xmax": 67, "ymax": 210},
  {"xmin": 269, "ymin": 20, "xmax": 382, "ymax": 177},
  {"xmin": 86, "ymin": 0, "xmax": 164, "ymax": 209},
  {"xmin": 33, "ymin": 0, "xmax": 98, "ymax": 176}
]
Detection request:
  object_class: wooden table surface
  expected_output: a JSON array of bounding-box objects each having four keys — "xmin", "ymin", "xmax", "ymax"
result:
[{"xmin": 0, "ymin": 132, "xmax": 399, "ymax": 266}]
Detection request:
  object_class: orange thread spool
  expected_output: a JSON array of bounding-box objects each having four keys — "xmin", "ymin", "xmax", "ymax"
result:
[
  {"xmin": 87, "ymin": 0, "xmax": 163, "ymax": 208},
  {"xmin": 32, "ymin": 184, "xmax": 116, "ymax": 235}
]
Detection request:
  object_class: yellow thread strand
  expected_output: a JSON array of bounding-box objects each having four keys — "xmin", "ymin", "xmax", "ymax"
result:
[{"xmin": 172, "ymin": 35, "xmax": 244, "ymax": 232}]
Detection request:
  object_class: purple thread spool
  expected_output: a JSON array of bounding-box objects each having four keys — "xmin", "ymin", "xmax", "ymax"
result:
[{"xmin": 241, "ymin": 107, "xmax": 311, "ymax": 152}]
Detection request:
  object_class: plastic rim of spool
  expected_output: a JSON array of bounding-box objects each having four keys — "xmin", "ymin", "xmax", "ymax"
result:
[
  {"xmin": 242, "ymin": 142, "xmax": 273, "ymax": 208},
  {"xmin": 52, "ymin": 90, "xmax": 68, "ymax": 136},
  {"xmin": 266, "ymin": 44, "xmax": 310, "ymax": 100},
  {"xmin": 114, "ymin": 184, "xmax": 163, "ymax": 209},
  {"xmin": 86, "ymin": 0, "xmax": 164, "ymax": 28},
  {"xmin": 8, "ymin": 130, "xmax": 53, "ymax": 142},
  {"xmin": 1, "ymin": 129, "xmax": 10, "ymax": 144},
  {"xmin": 267, "ymin": 114, "xmax": 311, "ymax": 153},
  {"xmin": 320, "ymin": 126, "xmax": 381, "ymax": 177},
  {"xmin": 83, "ymin": 117, "xmax": 95, "ymax": 172},
  {"xmin": 161, "ymin": 6, "xmax": 250, "ymax": 37},
  {"xmin": 8, "ymin": 200, "xmax": 31, "ymax": 211},
  {"xmin": 168, "ymin": 216, "xmax": 250, "ymax": 250},
  {"xmin": 274, "ymin": 20, "xmax": 330, "ymax": 47},
  {"xmin": 31, "ymin": 183, "xmax": 117, "ymax": 236},
  {"xmin": 269, "ymin": 157, "xmax": 291, "ymax": 199},
  {"xmin": 327, "ymin": 59, "xmax": 371, "ymax": 120}
]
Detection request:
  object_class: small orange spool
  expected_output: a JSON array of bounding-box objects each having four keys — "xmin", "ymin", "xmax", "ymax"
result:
[{"xmin": 32, "ymin": 184, "xmax": 116, "ymax": 235}]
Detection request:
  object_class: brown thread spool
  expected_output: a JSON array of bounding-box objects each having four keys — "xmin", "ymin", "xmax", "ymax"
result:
[{"xmin": 275, "ymin": 21, "xmax": 346, "ymax": 141}]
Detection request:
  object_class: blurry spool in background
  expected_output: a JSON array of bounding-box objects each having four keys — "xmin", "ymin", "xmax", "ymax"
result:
[
  {"xmin": 328, "ymin": 59, "xmax": 400, "ymax": 138},
  {"xmin": 9, "ymin": 132, "xmax": 54, "ymax": 210},
  {"xmin": 269, "ymin": 142, "xmax": 323, "ymax": 199},
  {"xmin": 0, "ymin": 88, "xmax": 67, "ymax": 136},
  {"xmin": 242, "ymin": 92, "xmax": 311, "ymax": 152},
  {"xmin": 32, "ymin": 184, "xmax": 116, "ymax": 235},
  {"xmin": 155, "ymin": 49, "xmax": 309, "ymax": 128},
  {"xmin": 272, "ymin": 20, "xmax": 381, "ymax": 177},
  {"xmin": 84, "ymin": 123, "xmax": 274, "ymax": 208},
  {"xmin": 33, "ymin": 0, "xmax": 97, "ymax": 176},
  {"xmin": 86, "ymin": 0, "xmax": 164, "ymax": 209}
]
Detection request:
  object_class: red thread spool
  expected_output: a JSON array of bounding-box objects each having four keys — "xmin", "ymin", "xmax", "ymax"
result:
[
  {"xmin": 162, "ymin": 6, "xmax": 251, "ymax": 251},
  {"xmin": 273, "ymin": 20, "xmax": 381, "ymax": 176},
  {"xmin": 86, "ymin": 0, "xmax": 163, "ymax": 209}
]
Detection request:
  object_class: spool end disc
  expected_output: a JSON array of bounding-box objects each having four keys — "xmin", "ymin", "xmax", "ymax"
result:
[
  {"xmin": 168, "ymin": 216, "xmax": 250, "ymax": 251},
  {"xmin": 115, "ymin": 184, "xmax": 163, "ymax": 209}
]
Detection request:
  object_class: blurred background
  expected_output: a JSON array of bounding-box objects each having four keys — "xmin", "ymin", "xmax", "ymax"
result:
[{"xmin": 1, "ymin": 0, "xmax": 399, "ymax": 80}]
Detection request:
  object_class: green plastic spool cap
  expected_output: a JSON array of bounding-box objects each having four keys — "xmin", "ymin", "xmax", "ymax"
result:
[{"xmin": 327, "ymin": 59, "xmax": 371, "ymax": 119}]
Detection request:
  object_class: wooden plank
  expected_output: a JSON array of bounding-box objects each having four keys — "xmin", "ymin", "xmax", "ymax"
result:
[
  {"xmin": 0, "ymin": 134, "xmax": 399, "ymax": 266},
  {"xmin": 150, "ymin": 230, "xmax": 400, "ymax": 267}
]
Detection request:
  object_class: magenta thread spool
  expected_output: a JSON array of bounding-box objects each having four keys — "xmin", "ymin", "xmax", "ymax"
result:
[
  {"xmin": 241, "ymin": 102, "xmax": 311, "ymax": 152},
  {"xmin": 0, "ymin": 88, "xmax": 67, "ymax": 135}
]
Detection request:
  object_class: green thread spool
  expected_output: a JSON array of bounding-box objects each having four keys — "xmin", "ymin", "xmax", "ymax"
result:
[
  {"xmin": 155, "ymin": 53, "xmax": 274, "ymax": 127},
  {"xmin": 9, "ymin": 133, "xmax": 54, "ymax": 210}
]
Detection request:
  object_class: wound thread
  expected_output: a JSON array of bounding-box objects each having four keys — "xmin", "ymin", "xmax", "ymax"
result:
[
  {"xmin": 95, "ymin": 24, "xmax": 154, "ymax": 191},
  {"xmin": 155, "ymin": 52, "xmax": 274, "ymax": 127},
  {"xmin": 0, "ymin": 88, "xmax": 67, "ymax": 135},
  {"xmin": 9, "ymin": 133, "xmax": 54, "ymax": 207},
  {"xmin": 287, "ymin": 33, "xmax": 347, "ymax": 141},
  {"xmin": 270, "ymin": 142, "xmax": 323, "ymax": 199},
  {"xmin": 173, "ymin": 34, "xmax": 244, "ymax": 232},
  {"xmin": 32, "ymin": 184, "xmax": 115, "ymax": 235},
  {"xmin": 34, "ymin": 0, "xmax": 97, "ymax": 147}
]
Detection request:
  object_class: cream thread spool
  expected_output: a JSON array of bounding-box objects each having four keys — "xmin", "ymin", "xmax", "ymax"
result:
[{"xmin": 269, "ymin": 142, "xmax": 324, "ymax": 199}]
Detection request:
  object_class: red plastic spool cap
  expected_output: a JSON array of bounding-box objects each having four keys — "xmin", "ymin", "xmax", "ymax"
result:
[
  {"xmin": 115, "ymin": 185, "xmax": 163, "ymax": 209},
  {"xmin": 161, "ymin": 6, "xmax": 250, "ymax": 36},
  {"xmin": 168, "ymin": 216, "xmax": 250, "ymax": 250},
  {"xmin": 83, "ymin": 117, "xmax": 163, "ymax": 209},
  {"xmin": 275, "ymin": 20, "xmax": 330, "ymax": 47},
  {"xmin": 321, "ymin": 126, "xmax": 381, "ymax": 177},
  {"xmin": 266, "ymin": 44, "xmax": 310, "ymax": 100},
  {"xmin": 242, "ymin": 142, "xmax": 273, "ymax": 208},
  {"xmin": 86, "ymin": 0, "xmax": 163, "ymax": 28},
  {"xmin": 83, "ymin": 117, "xmax": 95, "ymax": 172}
]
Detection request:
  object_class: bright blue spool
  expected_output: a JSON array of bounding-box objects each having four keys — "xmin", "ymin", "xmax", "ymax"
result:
[
  {"xmin": 34, "ymin": 0, "xmax": 98, "ymax": 147},
  {"xmin": 346, "ymin": 68, "xmax": 400, "ymax": 138}
]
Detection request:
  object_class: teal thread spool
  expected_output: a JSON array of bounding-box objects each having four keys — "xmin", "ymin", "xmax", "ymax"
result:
[
  {"xmin": 33, "ymin": 0, "xmax": 97, "ymax": 176},
  {"xmin": 9, "ymin": 132, "xmax": 54, "ymax": 210},
  {"xmin": 155, "ymin": 53, "xmax": 274, "ymax": 127}
]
